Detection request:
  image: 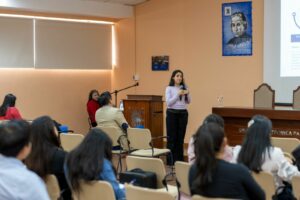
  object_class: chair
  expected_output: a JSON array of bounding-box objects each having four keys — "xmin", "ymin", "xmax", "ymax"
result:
[
  {"xmin": 125, "ymin": 184, "xmax": 175, "ymax": 200},
  {"xmin": 127, "ymin": 128, "xmax": 171, "ymax": 158},
  {"xmin": 98, "ymin": 126, "xmax": 128, "ymax": 172},
  {"xmin": 252, "ymin": 171, "xmax": 276, "ymax": 200},
  {"xmin": 253, "ymin": 83, "xmax": 275, "ymax": 108},
  {"xmin": 60, "ymin": 133, "xmax": 84, "ymax": 152},
  {"xmin": 72, "ymin": 180, "xmax": 116, "ymax": 200},
  {"xmin": 175, "ymin": 161, "xmax": 191, "ymax": 196},
  {"xmin": 192, "ymin": 195, "xmax": 238, "ymax": 200},
  {"xmin": 45, "ymin": 175, "xmax": 60, "ymax": 200},
  {"xmin": 293, "ymin": 86, "xmax": 300, "ymax": 109},
  {"xmin": 126, "ymin": 156, "xmax": 178, "ymax": 197},
  {"xmin": 271, "ymin": 137, "xmax": 300, "ymax": 154},
  {"xmin": 291, "ymin": 175, "xmax": 300, "ymax": 200}
]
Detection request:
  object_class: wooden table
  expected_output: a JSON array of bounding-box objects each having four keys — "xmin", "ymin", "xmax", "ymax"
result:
[{"xmin": 212, "ymin": 107, "xmax": 300, "ymax": 146}]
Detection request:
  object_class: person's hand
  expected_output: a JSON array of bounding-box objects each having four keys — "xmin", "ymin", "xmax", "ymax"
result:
[
  {"xmin": 182, "ymin": 90, "xmax": 189, "ymax": 95},
  {"xmin": 178, "ymin": 89, "xmax": 185, "ymax": 96}
]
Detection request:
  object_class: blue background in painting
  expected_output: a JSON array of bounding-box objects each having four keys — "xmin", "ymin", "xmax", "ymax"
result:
[{"xmin": 222, "ymin": 2, "xmax": 252, "ymax": 56}]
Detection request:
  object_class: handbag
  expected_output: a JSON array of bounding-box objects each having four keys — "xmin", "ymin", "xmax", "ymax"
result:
[
  {"xmin": 119, "ymin": 168, "xmax": 157, "ymax": 189},
  {"xmin": 272, "ymin": 182, "xmax": 296, "ymax": 200}
]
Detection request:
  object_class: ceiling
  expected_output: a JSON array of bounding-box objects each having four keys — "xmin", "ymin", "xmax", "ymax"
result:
[{"xmin": 81, "ymin": 0, "xmax": 148, "ymax": 6}]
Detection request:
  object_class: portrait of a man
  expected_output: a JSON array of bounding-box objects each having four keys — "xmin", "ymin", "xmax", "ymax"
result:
[{"xmin": 222, "ymin": 2, "xmax": 252, "ymax": 56}]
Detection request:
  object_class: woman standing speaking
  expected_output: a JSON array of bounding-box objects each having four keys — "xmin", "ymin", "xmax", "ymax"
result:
[{"xmin": 166, "ymin": 69, "xmax": 191, "ymax": 165}]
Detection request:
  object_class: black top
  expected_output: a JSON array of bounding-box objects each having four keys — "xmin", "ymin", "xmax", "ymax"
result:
[
  {"xmin": 189, "ymin": 159, "xmax": 265, "ymax": 200},
  {"xmin": 49, "ymin": 147, "xmax": 71, "ymax": 200}
]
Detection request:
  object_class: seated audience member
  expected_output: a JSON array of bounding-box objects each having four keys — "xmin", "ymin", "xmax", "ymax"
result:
[
  {"xmin": 189, "ymin": 122, "xmax": 265, "ymax": 199},
  {"xmin": 25, "ymin": 116, "xmax": 71, "ymax": 199},
  {"xmin": 187, "ymin": 114, "xmax": 232, "ymax": 163},
  {"xmin": 95, "ymin": 91, "xmax": 129, "ymax": 148},
  {"xmin": 87, "ymin": 89, "xmax": 100, "ymax": 127},
  {"xmin": 65, "ymin": 128, "xmax": 125, "ymax": 200},
  {"xmin": 0, "ymin": 94, "xmax": 22, "ymax": 120},
  {"xmin": 233, "ymin": 115, "xmax": 300, "ymax": 189},
  {"xmin": 0, "ymin": 120, "xmax": 50, "ymax": 200}
]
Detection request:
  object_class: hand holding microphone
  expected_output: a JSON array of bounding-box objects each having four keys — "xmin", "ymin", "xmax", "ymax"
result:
[{"xmin": 178, "ymin": 85, "xmax": 189, "ymax": 96}]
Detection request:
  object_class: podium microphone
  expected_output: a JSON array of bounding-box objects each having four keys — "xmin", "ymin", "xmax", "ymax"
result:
[{"xmin": 135, "ymin": 82, "xmax": 139, "ymax": 87}]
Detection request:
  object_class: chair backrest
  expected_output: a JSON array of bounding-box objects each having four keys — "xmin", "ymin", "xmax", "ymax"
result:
[
  {"xmin": 60, "ymin": 133, "xmax": 84, "ymax": 152},
  {"xmin": 126, "ymin": 156, "xmax": 166, "ymax": 188},
  {"xmin": 293, "ymin": 86, "xmax": 300, "ymax": 109},
  {"xmin": 73, "ymin": 180, "xmax": 116, "ymax": 200},
  {"xmin": 292, "ymin": 175, "xmax": 300, "ymax": 200},
  {"xmin": 127, "ymin": 128, "xmax": 152, "ymax": 150},
  {"xmin": 99, "ymin": 126, "xmax": 122, "ymax": 147},
  {"xmin": 125, "ymin": 184, "xmax": 174, "ymax": 200},
  {"xmin": 271, "ymin": 137, "xmax": 300, "ymax": 154},
  {"xmin": 252, "ymin": 171, "xmax": 276, "ymax": 200},
  {"xmin": 175, "ymin": 161, "xmax": 191, "ymax": 195},
  {"xmin": 253, "ymin": 83, "xmax": 275, "ymax": 108},
  {"xmin": 45, "ymin": 175, "xmax": 60, "ymax": 200},
  {"xmin": 192, "ymin": 195, "xmax": 238, "ymax": 200}
]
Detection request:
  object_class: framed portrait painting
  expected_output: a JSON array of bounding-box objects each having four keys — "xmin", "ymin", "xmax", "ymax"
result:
[{"xmin": 222, "ymin": 2, "xmax": 252, "ymax": 56}]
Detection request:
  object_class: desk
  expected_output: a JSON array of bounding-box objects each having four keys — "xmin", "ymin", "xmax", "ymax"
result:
[{"xmin": 212, "ymin": 107, "xmax": 300, "ymax": 146}]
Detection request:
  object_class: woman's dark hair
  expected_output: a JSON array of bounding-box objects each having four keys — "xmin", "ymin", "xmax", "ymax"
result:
[
  {"xmin": 88, "ymin": 90, "xmax": 99, "ymax": 101},
  {"xmin": 193, "ymin": 114, "xmax": 224, "ymax": 141},
  {"xmin": 168, "ymin": 69, "xmax": 188, "ymax": 102},
  {"xmin": 0, "ymin": 94, "xmax": 17, "ymax": 116},
  {"xmin": 237, "ymin": 115, "xmax": 272, "ymax": 173},
  {"xmin": 192, "ymin": 122, "xmax": 225, "ymax": 192},
  {"xmin": 98, "ymin": 91, "xmax": 112, "ymax": 107},
  {"xmin": 25, "ymin": 116, "xmax": 61, "ymax": 179},
  {"xmin": 65, "ymin": 128, "xmax": 113, "ymax": 192}
]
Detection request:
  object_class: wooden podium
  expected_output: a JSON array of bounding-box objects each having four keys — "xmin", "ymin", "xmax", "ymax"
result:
[{"xmin": 123, "ymin": 95, "xmax": 163, "ymax": 148}]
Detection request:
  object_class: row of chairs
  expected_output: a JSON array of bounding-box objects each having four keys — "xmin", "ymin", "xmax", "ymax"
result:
[
  {"xmin": 46, "ymin": 157, "xmax": 300, "ymax": 200},
  {"xmin": 254, "ymin": 83, "xmax": 300, "ymax": 109},
  {"xmin": 60, "ymin": 127, "xmax": 171, "ymax": 173}
]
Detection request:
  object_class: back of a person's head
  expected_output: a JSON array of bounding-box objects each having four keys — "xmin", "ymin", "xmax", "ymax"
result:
[
  {"xmin": 238, "ymin": 115, "xmax": 272, "ymax": 172},
  {"xmin": 192, "ymin": 122, "xmax": 224, "ymax": 191},
  {"xmin": 0, "ymin": 94, "xmax": 17, "ymax": 116},
  {"xmin": 25, "ymin": 116, "xmax": 60, "ymax": 178},
  {"xmin": 98, "ymin": 91, "xmax": 111, "ymax": 107},
  {"xmin": 66, "ymin": 128, "xmax": 113, "ymax": 191},
  {"xmin": 0, "ymin": 120, "xmax": 30, "ymax": 158},
  {"xmin": 203, "ymin": 114, "xmax": 224, "ymax": 128}
]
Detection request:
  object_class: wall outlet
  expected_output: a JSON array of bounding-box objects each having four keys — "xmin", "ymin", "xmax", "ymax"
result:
[{"xmin": 133, "ymin": 74, "xmax": 140, "ymax": 81}]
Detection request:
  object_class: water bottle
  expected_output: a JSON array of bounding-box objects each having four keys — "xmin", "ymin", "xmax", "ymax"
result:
[{"xmin": 119, "ymin": 100, "xmax": 124, "ymax": 111}]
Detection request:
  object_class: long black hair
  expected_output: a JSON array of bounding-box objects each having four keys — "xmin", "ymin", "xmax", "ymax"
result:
[
  {"xmin": 237, "ymin": 115, "xmax": 272, "ymax": 173},
  {"xmin": 25, "ymin": 116, "xmax": 61, "ymax": 179},
  {"xmin": 168, "ymin": 69, "xmax": 188, "ymax": 102},
  {"xmin": 65, "ymin": 128, "xmax": 113, "ymax": 192},
  {"xmin": 192, "ymin": 122, "xmax": 225, "ymax": 192},
  {"xmin": 0, "ymin": 94, "xmax": 16, "ymax": 116}
]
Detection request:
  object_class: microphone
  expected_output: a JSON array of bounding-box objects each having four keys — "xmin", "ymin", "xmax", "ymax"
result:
[{"xmin": 135, "ymin": 82, "xmax": 139, "ymax": 87}]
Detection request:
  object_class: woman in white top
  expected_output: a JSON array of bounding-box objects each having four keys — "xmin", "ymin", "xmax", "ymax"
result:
[{"xmin": 232, "ymin": 115, "xmax": 300, "ymax": 188}]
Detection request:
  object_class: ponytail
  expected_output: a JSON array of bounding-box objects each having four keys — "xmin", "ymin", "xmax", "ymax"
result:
[{"xmin": 191, "ymin": 123, "xmax": 224, "ymax": 192}]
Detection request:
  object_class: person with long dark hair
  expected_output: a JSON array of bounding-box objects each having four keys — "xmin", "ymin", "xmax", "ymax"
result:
[
  {"xmin": 165, "ymin": 69, "xmax": 191, "ymax": 165},
  {"xmin": 187, "ymin": 114, "xmax": 233, "ymax": 163},
  {"xmin": 233, "ymin": 115, "xmax": 300, "ymax": 188},
  {"xmin": 189, "ymin": 122, "xmax": 265, "ymax": 199},
  {"xmin": 87, "ymin": 89, "xmax": 100, "ymax": 127},
  {"xmin": 65, "ymin": 128, "xmax": 125, "ymax": 200},
  {"xmin": 25, "ymin": 116, "xmax": 71, "ymax": 199},
  {"xmin": 0, "ymin": 94, "xmax": 22, "ymax": 120}
]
